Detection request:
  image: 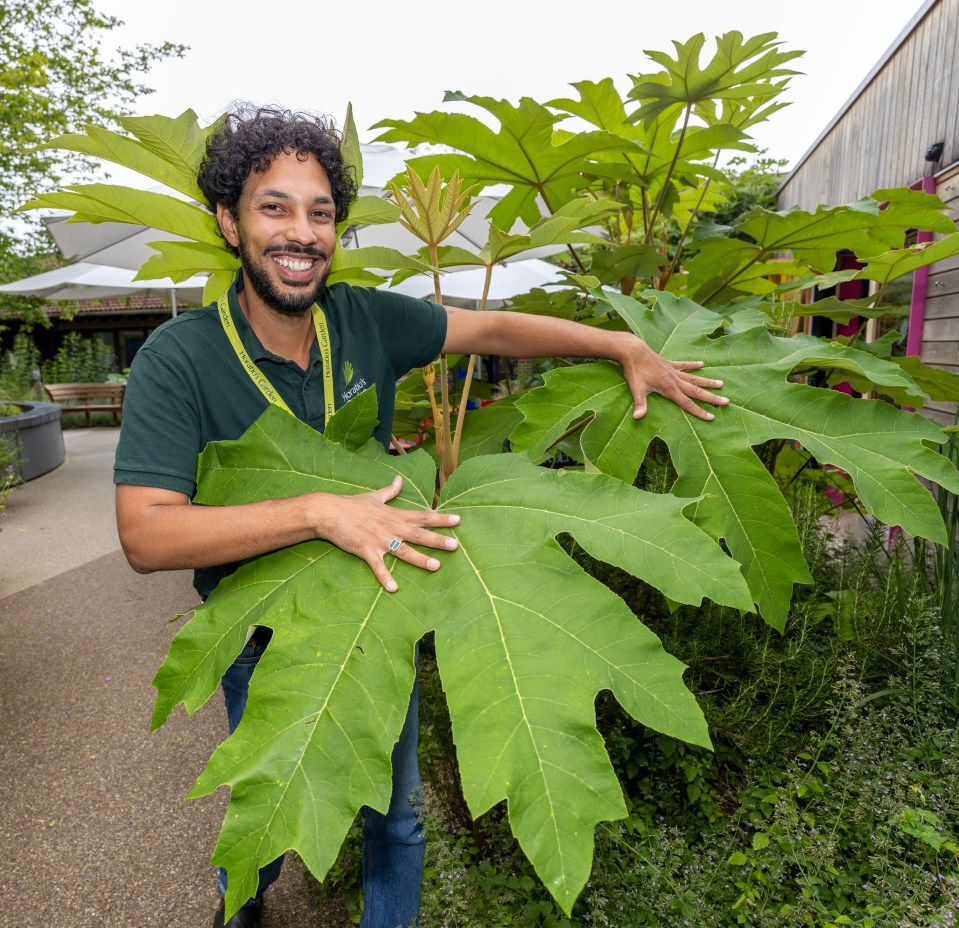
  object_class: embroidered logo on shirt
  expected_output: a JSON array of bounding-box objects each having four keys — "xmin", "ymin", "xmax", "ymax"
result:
[{"xmin": 341, "ymin": 362, "xmax": 369, "ymax": 404}]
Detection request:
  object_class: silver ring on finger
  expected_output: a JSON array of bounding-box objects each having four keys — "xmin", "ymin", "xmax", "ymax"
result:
[{"xmin": 388, "ymin": 538, "xmax": 402, "ymax": 553}]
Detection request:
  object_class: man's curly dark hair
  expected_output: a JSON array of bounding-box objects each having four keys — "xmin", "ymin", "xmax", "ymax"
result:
[{"xmin": 197, "ymin": 104, "xmax": 358, "ymax": 255}]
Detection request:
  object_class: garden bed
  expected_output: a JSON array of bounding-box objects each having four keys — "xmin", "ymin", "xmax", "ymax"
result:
[{"xmin": 0, "ymin": 401, "xmax": 65, "ymax": 480}]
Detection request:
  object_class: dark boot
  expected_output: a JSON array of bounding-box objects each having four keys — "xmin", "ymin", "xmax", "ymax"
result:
[{"xmin": 212, "ymin": 898, "xmax": 262, "ymax": 928}]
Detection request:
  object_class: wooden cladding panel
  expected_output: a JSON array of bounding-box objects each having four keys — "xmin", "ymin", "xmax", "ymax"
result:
[
  {"xmin": 923, "ymin": 403, "xmax": 958, "ymax": 426},
  {"xmin": 779, "ymin": 0, "xmax": 959, "ymax": 210},
  {"xmin": 921, "ymin": 340, "xmax": 959, "ymax": 364},
  {"xmin": 927, "ymin": 269, "xmax": 959, "ymax": 301},
  {"xmin": 922, "ymin": 317, "xmax": 959, "ymax": 340}
]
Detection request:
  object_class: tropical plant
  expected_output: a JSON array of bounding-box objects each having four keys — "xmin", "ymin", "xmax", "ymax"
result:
[{"xmin": 20, "ymin": 31, "xmax": 959, "ymax": 919}]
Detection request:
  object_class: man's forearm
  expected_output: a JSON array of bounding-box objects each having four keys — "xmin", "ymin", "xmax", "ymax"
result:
[
  {"xmin": 443, "ymin": 307, "xmax": 636, "ymax": 362},
  {"xmin": 442, "ymin": 305, "xmax": 727, "ymax": 421},
  {"xmin": 116, "ymin": 487, "xmax": 328, "ymax": 573},
  {"xmin": 116, "ymin": 479, "xmax": 461, "ymax": 591}
]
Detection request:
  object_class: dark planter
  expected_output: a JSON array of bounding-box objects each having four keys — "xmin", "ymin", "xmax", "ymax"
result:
[{"xmin": 0, "ymin": 401, "xmax": 65, "ymax": 481}]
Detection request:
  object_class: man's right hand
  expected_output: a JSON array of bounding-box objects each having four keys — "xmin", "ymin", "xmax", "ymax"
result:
[{"xmin": 307, "ymin": 475, "xmax": 459, "ymax": 592}]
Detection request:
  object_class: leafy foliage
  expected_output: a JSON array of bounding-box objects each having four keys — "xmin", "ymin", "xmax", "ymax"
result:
[
  {"xmin": 154, "ymin": 400, "xmax": 751, "ymax": 915},
  {"xmin": 0, "ymin": 230, "xmax": 51, "ymax": 329},
  {"xmin": 511, "ymin": 290, "xmax": 959, "ymax": 627},
  {"xmin": 408, "ymin": 515, "xmax": 959, "ymax": 927},
  {"xmin": 0, "ymin": 333, "xmax": 41, "ymax": 400},
  {"xmin": 18, "ymin": 109, "xmax": 433, "ymax": 305},
  {"xmin": 40, "ymin": 330, "xmax": 116, "ymax": 383},
  {"xmin": 374, "ymin": 94, "xmax": 639, "ymax": 230},
  {"xmin": 0, "ymin": 0, "xmax": 185, "ymax": 327}
]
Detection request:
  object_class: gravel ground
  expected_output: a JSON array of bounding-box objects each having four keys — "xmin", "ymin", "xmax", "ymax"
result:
[{"xmin": 0, "ymin": 428, "xmax": 346, "ymax": 927}]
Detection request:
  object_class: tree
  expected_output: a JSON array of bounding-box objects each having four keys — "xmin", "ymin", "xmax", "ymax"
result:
[
  {"xmin": 0, "ymin": 0, "xmax": 185, "ymax": 224},
  {"xmin": 0, "ymin": 0, "xmax": 185, "ymax": 326}
]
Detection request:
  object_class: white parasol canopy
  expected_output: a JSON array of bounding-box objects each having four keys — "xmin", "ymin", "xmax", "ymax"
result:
[
  {"xmin": 0, "ymin": 262, "xmax": 207, "ymax": 306},
  {"xmin": 388, "ymin": 258, "xmax": 566, "ymax": 303}
]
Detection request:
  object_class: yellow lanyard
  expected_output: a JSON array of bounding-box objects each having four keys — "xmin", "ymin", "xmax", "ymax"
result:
[{"xmin": 217, "ymin": 292, "xmax": 335, "ymax": 423}]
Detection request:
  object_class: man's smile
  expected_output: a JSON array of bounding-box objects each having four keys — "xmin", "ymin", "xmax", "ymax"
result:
[
  {"xmin": 264, "ymin": 245, "xmax": 329, "ymax": 286},
  {"xmin": 273, "ymin": 255, "xmax": 315, "ymax": 271}
]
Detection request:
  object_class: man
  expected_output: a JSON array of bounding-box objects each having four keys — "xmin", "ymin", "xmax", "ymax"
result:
[{"xmin": 114, "ymin": 105, "xmax": 727, "ymax": 928}]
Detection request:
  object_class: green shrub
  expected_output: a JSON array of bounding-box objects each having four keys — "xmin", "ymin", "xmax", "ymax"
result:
[
  {"xmin": 0, "ymin": 432, "xmax": 21, "ymax": 518},
  {"xmin": 0, "ymin": 333, "xmax": 40, "ymax": 401},
  {"xmin": 41, "ymin": 332, "xmax": 116, "ymax": 384}
]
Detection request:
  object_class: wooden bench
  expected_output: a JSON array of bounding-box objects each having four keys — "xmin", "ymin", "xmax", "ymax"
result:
[{"xmin": 44, "ymin": 382, "xmax": 126, "ymax": 426}]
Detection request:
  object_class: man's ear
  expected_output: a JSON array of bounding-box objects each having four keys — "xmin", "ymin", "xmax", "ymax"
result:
[{"xmin": 216, "ymin": 204, "xmax": 240, "ymax": 250}]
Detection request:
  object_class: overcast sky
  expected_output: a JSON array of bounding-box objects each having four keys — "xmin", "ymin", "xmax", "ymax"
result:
[{"xmin": 95, "ymin": 0, "xmax": 927, "ymax": 171}]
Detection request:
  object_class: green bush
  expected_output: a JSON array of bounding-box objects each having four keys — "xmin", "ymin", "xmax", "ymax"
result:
[
  {"xmin": 0, "ymin": 333, "xmax": 40, "ymax": 401},
  {"xmin": 41, "ymin": 332, "xmax": 116, "ymax": 384},
  {"xmin": 0, "ymin": 432, "xmax": 21, "ymax": 519}
]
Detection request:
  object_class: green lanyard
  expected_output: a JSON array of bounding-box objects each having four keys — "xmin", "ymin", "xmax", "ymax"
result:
[{"xmin": 217, "ymin": 291, "xmax": 336, "ymax": 423}]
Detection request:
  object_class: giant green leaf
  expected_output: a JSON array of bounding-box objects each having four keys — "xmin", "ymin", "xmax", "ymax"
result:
[
  {"xmin": 25, "ymin": 107, "xmax": 410, "ymax": 290},
  {"xmin": 136, "ymin": 240, "xmax": 239, "ymax": 283},
  {"xmin": 896, "ymin": 356, "xmax": 959, "ymax": 403},
  {"xmin": 373, "ymin": 93, "xmax": 639, "ymax": 230},
  {"xmin": 511, "ymin": 291, "xmax": 959, "ymax": 627},
  {"xmin": 19, "ymin": 183, "xmax": 221, "ymax": 245},
  {"xmin": 41, "ymin": 110, "xmax": 207, "ymax": 201},
  {"xmin": 118, "ymin": 110, "xmax": 214, "ymax": 194},
  {"xmin": 628, "ymin": 32, "xmax": 802, "ymax": 126},
  {"xmin": 855, "ymin": 232, "xmax": 959, "ymax": 285},
  {"xmin": 152, "ymin": 402, "xmax": 752, "ymax": 918}
]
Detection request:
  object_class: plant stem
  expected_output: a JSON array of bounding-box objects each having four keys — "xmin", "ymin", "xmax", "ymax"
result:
[
  {"xmin": 430, "ymin": 248, "xmax": 454, "ymax": 486},
  {"xmin": 645, "ymin": 106, "xmax": 691, "ymax": 245},
  {"xmin": 451, "ymin": 264, "xmax": 494, "ymax": 467},
  {"xmin": 544, "ymin": 413, "xmax": 595, "ymax": 454},
  {"xmin": 661, "ymin": 152, "xmax": 722, "ymax": 288}
]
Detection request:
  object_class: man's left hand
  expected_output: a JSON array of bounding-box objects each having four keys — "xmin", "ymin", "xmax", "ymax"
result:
[{"xmin": 618, "ymin": 338, "xmax": 728, "ymax": 421}]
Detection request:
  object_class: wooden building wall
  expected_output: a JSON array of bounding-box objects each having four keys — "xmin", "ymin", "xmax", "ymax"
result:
[
  {"xmin": 778, "ymin": 0, "xmax": 959, "ymax": 211},
  {"xmin": 923, "ymin": 162, "xmax": 959, "ymax": 425}
]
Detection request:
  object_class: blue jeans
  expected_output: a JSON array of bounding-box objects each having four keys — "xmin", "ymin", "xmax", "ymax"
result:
[{"xmin": 218, "ymin": 633, "xmax": 425, "ymax": 927}]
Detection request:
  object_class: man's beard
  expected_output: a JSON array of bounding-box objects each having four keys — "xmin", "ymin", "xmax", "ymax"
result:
[{"xmin": 239, "ymin": 241, "xmax": 330, "ymax": 315}]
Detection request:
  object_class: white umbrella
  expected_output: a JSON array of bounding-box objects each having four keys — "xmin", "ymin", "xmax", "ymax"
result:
[
  {"xmin": 387, "ymin": 258, "xmax": 566, "ymax": 304},
  {"xmin": 0, "ymin": 262, "xmax": 208, "ymax": 308},
  {"xmin": 42, "ymin": 215, "xmax": 191, "ymax": 270}
]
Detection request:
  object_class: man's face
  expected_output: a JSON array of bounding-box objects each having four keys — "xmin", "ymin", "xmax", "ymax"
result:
[{"xmin": 217, "ymin": 150, "xmax": 338, "ymax": 315}]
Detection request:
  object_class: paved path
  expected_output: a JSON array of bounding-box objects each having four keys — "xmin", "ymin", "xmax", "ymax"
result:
[{"xmin": 0, "ymin": 428, "xmax": 338, "ymax": 927}]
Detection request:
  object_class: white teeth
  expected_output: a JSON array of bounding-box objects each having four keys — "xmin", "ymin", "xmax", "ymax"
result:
[{"xmin": 274, "ymin": 256, "xmax": 313, "ymax": 271}]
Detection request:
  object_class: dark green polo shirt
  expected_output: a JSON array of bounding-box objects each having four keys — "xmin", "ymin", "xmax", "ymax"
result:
[{"xmin": 114, "ymin": 272, "xmax": 447, "ymax": 597}]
